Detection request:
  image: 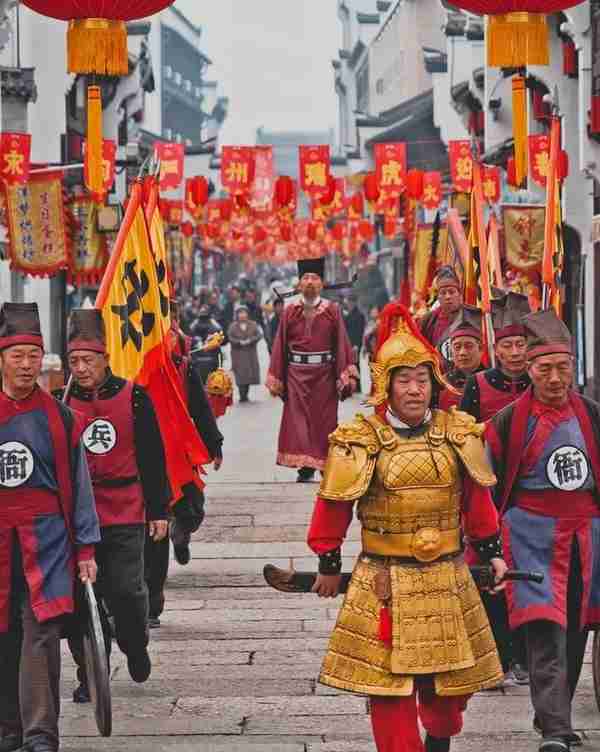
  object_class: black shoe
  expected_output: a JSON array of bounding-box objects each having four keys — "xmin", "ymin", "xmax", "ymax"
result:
[
  {"xmin": 539, "ymin": 740, "xmax": 569, "ymax": 752},
  {"xmin": 127, "ymin": 648, "xmax": 152, "ymax": 683},
  {"xmin": 425, "ymin": 736, "xmax": 451, "ymax": 752},
  {"xmin": 0, "ymin": 733, "xmax": 22, "ymax": 752},
  {"xmin": 148, "ymin": 616, "xmax": 161, "ymax": 629},
  {"xmin": 534, "ymin": 719, "xmax": 581, "ymax": 748},
  {"xmin": 296, "ymin": 467, "xmax": 315, "ymax": 483},
  {"xmin": 173, "ymin": 543, "xmax": 191, "ymax": 565},
  {"xmin": 17, "ymin": 734, "xmax": 57, "ymax": 752},
  {"xmin": 73, "ymin": 682, "xmax": 91, "ymax": 704}
]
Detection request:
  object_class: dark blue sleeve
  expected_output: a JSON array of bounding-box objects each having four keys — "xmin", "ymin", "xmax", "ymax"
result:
[{"xmin": 71, "ymin": 440, "xmax": 100, "ymax": 547}]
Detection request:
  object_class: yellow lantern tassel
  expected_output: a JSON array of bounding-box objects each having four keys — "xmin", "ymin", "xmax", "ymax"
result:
[
  {"xmin": 67, "ymin": 19, "xmax": 129, "ymax": 76},
  {"xmin": 487, "ymin": 13, "xmax": 549, "ymax": 68},
  {"xmin": 86, "ymin": 86, "xmax": 104, "ymax": 197},
  {"xmin": 512, "ymin": 76, "xmax": 528, "ymax": 188}
]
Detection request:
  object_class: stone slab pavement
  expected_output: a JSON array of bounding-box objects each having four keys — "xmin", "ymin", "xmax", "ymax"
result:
[{"xmin": 60, "ymin": 344, "xmax": 600, "ymax": 751}]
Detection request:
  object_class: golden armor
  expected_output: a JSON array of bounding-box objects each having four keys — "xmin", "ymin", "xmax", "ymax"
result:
[{"xmin": 317, "ymin": 409, "xmax": 503, "ymax": 697}]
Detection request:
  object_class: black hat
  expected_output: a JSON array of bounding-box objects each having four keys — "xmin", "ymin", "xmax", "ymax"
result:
[
  {"xmin": 298, "ymin": 258, "xmax": 325, "ymax": 280},
  {"xmin": 523, "ymin": 310, "xmax": 572, "ymax": 360},
  {"xmin": 0, "ymin": 302, "xmax": 43, "ymax": 351},
  {"xmin": 491, "ymin": 291, "xmax": 530, "ymax": 341},
  {"xmin": 448, "ymin": 305, "xmax": 483, "ymax": 341},
  {"xmin": 67, "ymin": 309, "xmax": 106, "ymax": 354}
]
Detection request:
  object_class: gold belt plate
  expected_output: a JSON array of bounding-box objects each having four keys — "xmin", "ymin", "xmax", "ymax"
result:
[{"xmin": 411, "ymin": 527, "xmax": 443, "ymax": 563}]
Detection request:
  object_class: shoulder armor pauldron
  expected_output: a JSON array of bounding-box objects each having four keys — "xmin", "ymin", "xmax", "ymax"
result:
[
  {"xmin": 442, "ymin": 407, "xmax": 496, "ymax": 487},
  {"xmin": 319, "ymin": 414, "xmax": 383, "ymax": 502}
]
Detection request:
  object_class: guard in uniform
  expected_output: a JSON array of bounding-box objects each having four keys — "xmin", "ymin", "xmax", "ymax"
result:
[
  {"xmin": 486, "ymin": 310, "xmax": 599, "ymax": 752},
  {"xmin": 308, "ymin": 302, "xmax": 506, "ymax": 752},
  {"xmin": 0, "ymin": 303, "xmax": 99, "ymax": 752},
  {"xmin": 438, "ymin": 307, "xmax": 483, "ymax": 412},
  {"xmin": 419, "ymin": 266, "xmax": 463, "ymax": 362},
  {"xmin": 460, "ymin": 292, "xmax": 530, "ymax": 422},
  {"xmin": 62, "ymin": 309, "xmax": 170, "ymax": 703},
  {"xmin": 190, "ymin": 304, "xmax": 224, "ymax": 384}
]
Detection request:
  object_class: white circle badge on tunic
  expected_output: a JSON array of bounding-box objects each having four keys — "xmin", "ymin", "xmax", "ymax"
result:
[
  {"xmin": 83, "ymin": 419, "xmax": 117, "ymax": 455},
  {"xmin": 0, "ymin": 441, "xmax": 34, "ymax": 487},
  {"xmin": 546, "ymin": 445, "xmax": 589, "ymax": 491},
  {"xmin": 440, "ymin": 338, "xmax": 452, "ymax": 363}
]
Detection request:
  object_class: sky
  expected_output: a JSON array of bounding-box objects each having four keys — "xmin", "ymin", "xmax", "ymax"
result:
[{"xmin": 174, "ymin": 0, "xmax": 340, "ymax": 145}]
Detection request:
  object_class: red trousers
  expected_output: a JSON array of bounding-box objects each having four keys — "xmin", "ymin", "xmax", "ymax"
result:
[{"xmin": 370, "ymin": 686, "xmax": 468, "ymax": 752}]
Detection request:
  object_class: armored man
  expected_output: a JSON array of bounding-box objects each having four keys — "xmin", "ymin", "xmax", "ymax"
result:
[{"xmin": 307, "ymin": 303, "xmax": 506, "ymax": 752}]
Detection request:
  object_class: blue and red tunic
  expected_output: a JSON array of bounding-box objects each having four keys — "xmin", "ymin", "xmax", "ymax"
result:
[
  {"xmin": 0, "ymin": 387, "xmax": 99, "ymax": 631},
  {"xmin": 486, "ymin": 387, "xmax": 600, "ymax": 630},
  {"xmin": 460, "ymin": 368, "xmax": 530, "ymax": 423}
]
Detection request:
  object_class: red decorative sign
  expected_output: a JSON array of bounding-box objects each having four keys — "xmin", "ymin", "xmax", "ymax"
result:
[
  {"xmin": 159, "ymin": 198, "xmax": 184, "ymax": 225},
  {"xmin": 482, "ymin": 166, "xmax": 501, "ymax": 203},
  {"xmin": 374, "ymin": 142, "xmax": 407, "ymax": 197},
  {"xmin": 155, "ymin": 142, "xmax": 185, "ymax": 190},
  {"xmin": 250, "ymin": 146, "xmax": 274, "ymax": 214},
  {"xmin": 449, "ymin": 140, "xmax": 473, "ymax": 192},
  {"xmin": 0, "ymin": 132, "xmax": 31, "ymax": 185},
  {"xmin": 421, "ymin": 172, "xmax": 442, "ymax": 210},
  {"xmin": 221, "ymin": 146, "xmax": 256, "ymax": 195},
  {"xmin": 528, "ymin": 134, "xmax": 551, "ymax": 187},
  {"xmin": 299, "ymin": 145, "xmax": 331, "ymax": 195}
]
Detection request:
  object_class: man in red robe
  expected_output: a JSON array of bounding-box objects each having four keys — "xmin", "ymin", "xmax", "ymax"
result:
[
  {"xmin": 267, "ymin": 258, "xmax": 358, "ymax": 482},
  {"xmin": 419, "ymin": 266, "xmax": 463, "ymax": 363},
  {"xmin": 438, "ymin": 306, "xmax": 483, "ymax": 412}
]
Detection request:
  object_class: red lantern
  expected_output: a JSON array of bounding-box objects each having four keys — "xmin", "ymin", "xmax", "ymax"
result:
[
  {"xmin": 445, "ymin": 1, "xmax": 585, "ymax": 68},
  {"xmin": 319, "ymin": 174, "xmax": 337, "ymax": 206},
  {"xmin": 219, "ymin": 198, "xmax": 233, "ymax": 222},
  {"xmin": 254, "ymin": 226, "xmax": 268, "ymax": 244},
  {"xmin": 181, "ymin": 221, "xmax": 194, "ymax": 238},
  {"xmin": 191, "ymin": 176, "xmax": 209, "ymax": 206},
  {"xmin": 307, "ymin": 222, "xmax": 318, "ymax": 241},
  {"xmin": 363, "ymin": 173, "xmax": 380, "ymax": 203},
  {"xmin": 207, "ymin": 223, "xmax": 219, "ymax": 240},
  {"xmin": 332, "ymin": 223, "xmax": 346, "ymax": 241},
  {"xmin": 274, "ymin": 175, "xmax": 294, "ymax": 207},
  {"xmin": 350, "ymin": 193, "xmax": 364, "ymax": 217},
  {"xmin": 358, "ymin": 220, "xmax": 375, "ymax": 242},
  {"xmin": 558, "ymin": 150, "xmax": 570, "ymax": 181},
  {"xmin": 406, "ymin": 169, "xmax": 424, "ymax": 201},
  {"xmin": 280, "ymin": 224, "xmax": 292, "ymax": 242}
]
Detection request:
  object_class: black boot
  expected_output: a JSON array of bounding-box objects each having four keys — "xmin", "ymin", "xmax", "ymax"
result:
[
  {"xmin": 296, "ymin": 467, "xmax": 315, "ymax": 483},
  {"xmin": 73, "ymin": 682, "xmax": 91, "ymax": 703},
  {"xmin": 0, "ymin": 733, "xmax": 22, "ymax": 752},
  {"xmin": 425, "ymin": 736, "xmax": 450, "ymax": 752}
]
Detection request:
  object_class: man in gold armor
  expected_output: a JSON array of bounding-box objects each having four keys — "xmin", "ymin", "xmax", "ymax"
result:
[{"xmin": 307, "ymin": 303, "xmax": 507, "ymax": 752}]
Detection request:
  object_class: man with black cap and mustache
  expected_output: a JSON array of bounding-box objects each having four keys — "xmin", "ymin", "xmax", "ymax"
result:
[
  {"xmin": 267, "ymin": 257, "xmax": 358, "ymax": 482},
  {"xmin": 0, "ymin": 303, "xmax": 100, "ymax": 752},
  {"xmin": 419, "ymin": 266, "xmax": 464, "ymax": 364},
  {"xmin": 59, "ymin": 309, "xmax": 170, "ymax": 704}
]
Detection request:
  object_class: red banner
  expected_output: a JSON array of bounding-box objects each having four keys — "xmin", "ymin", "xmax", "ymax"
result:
[
  {"xmin": 278, "ymin": 179, "xmax": 298, "ymax": 223},
  {"xmin": 0, "ymin": 132, "xmax": 31, "ymax": 185},
  {"xmin": 482, "ymin": 166, "xmax": 501, "ymax": 204},
  {"xmin": 298, "ymin": 145, "xmax": 330, "ymax": 195},
  {"xmin": 449, "ymin": 140, "xmax": 473, "ymax": 192},
  {"xmin": 155, "ymin": 142, "xmax": 185, "ymax": 191},
  {"xmin": 159, "ymin": 198, "xmax": 184, "ymax": 226},
  {"xmin": 250, "ymin": 145, "xmax": 274, "ymax": 214},
  {"xmin": 68, "ymin": 196, "xmax": 109, "ymax": 284},
  {"xmin": 312, "ymin": 178, "xmax": 345, "ymax": 221},
  {"xmin": 422, "ymin": 171, "xmax": 442, "ymax": 210},
  {"xmin": 374, "ymin": 142, "xmax": 406, "ymax": 197},
  {"xmin": 528, "ymin": 134, "xmax": 551, "ymax": 187},
  {"xmin": 221, "ymin": 146, "xmax": 256, "ymax": 195}
]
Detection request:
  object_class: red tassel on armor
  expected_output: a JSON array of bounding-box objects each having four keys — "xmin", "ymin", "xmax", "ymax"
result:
[{"xmin": 378, "ymin": 606, "xmax": 393, "ymax": 645}]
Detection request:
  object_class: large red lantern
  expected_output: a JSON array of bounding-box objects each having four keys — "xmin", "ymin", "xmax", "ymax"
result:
[
  {"xmin": 363, "ymin": 173, "xmax": 380, "ymax": 204},
  {"xmin": 319, "ymin": 174, "xmax": 337, "ymax": 206},
  {"xmin": 406, "ymin": 169, "xmax": 424, "ymax": 201},
  {"xmin": 191, "ymin": 176, "xmax": 209, "ymax": 207},
  {"xmin": 446, "ymin": 1, "xmax": 586, "ymax": 67},
  {"xmin": 22, "ymin": 1, "xmax": 174, "ymax": 197},
  {"xmin": 275, "ymin": 176, "xmax": 294, "ymax": 207}
]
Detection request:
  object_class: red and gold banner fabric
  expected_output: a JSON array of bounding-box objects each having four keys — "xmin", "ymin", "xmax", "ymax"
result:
[
  {"xmin": 422, "ymin": 171, "xmax": 442, "ymax": 209},
  {"xmin": 298, "ymin": 145, "xmax": 330, "ymax": 195},
  {"xmin": 312, "ymin": 178, "xmax": 345, "ymax": 221},
  {"xmin": 84, "ymin": 138, "xmax": 116, "ymax": 200},
  {"xmin": 449, "ymin": 140, "xmax": 473, "ymax": 192},
  {"xmin": 221, "ymin": 146, "xmax": 256, "ymax": 195},
  {"xmin": 0, "ymin": 133, "xmax": 31, "ymax": 185},
  {"xmin": 68, "ymin": 196, "xmax": 108, "ymax": 284},
  {"xmin": 528, "ymin": 134, "xmax": 551, "ymax": 187},
  {"xmin": 250, "ymin": 145, "xmax": 274, "ymax": 214},
  {"xmin": 502, "ymin": 205, "xmax": 545, "ymax": 272},
  {"xmin": 155, "ymin": 142, "xmax": 185, "ymax": 191},
  {"xmin": 3, "ymin": 171, "xmax": 69, "ymax": 277},
  {"xmin": 482, "ymin": 166, "xmax": 501, "ymax": 204},
  {"xmin": 374, "ymin": 142, "xmax": 406, "ymax": 197},
  {"xmin": 160, "ymin": 198, "xmax": 184, "ymax": 226},
  {"xmin": 278, "ymin": 178, "xmax": 298, "ymax": 223}
]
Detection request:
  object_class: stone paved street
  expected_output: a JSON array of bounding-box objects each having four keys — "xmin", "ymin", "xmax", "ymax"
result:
[{"xmin": 60, "ymin": 346, "xmax": 600, "ymax": 751}]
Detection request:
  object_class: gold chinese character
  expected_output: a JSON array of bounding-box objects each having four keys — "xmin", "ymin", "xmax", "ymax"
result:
[
  {"xmin": 455, "ymin": 156, "xmax": 472, "ymax": 182},
  {"xmin": 225, "ymin": 162, "xmax": 249, "ymax": 184},
  {"xmin": 3, "ymin": 149, "xmax": 24, "ymax": 176},
  {"xmin": 305, "ymin": 162, "xmax": 327, "ymax": 188},
  {"xmin": 380, "ymin": 160, "xmax": 404, "ymax": 186},
  {"xmin": 483, "ymin": 178, "xmax": 496, "ymax": 200},
  {"xmin": 160, "ymin": 160, "xmax": 179, "ymax": 179},
  {"xmin": 423, "ymin": 184, "xmax": 439, "ymax": 203}
]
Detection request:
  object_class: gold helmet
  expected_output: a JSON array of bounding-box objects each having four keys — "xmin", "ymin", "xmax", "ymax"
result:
[{"xmin": 368, "ymin": 302, "xmax": 453, "ymax": 406}]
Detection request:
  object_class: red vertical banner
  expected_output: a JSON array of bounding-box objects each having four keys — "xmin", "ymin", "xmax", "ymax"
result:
[
  {"xmin": 155, "ymin": 142, "xmax": 185, "ymax": 190},
  {"xmin": 528, "ymin": 134, "xmax": 551, "ymax": 187},
  {"xmin": 449, "ymin": 140, "xmax": 473, "ymax": 193},
  {"xmin": 299, "ymin": 145, "xmax": 331, "ymax": 195},
  {"xmin": 250, "ymin": 145, "xmax": 274, "ymax": 214},
  {"xmin": 421, "ymin": 171, "xmax": 442, "ymax": 210},
  {"xmin": 374, "ymin": 142, "xmax": 406, "ymax": 197},
  {"xmin": 0, "ymin": 132, "xmax": 31, "ymax": 185},
  {"xmin": 221, "ymin": 146, "xmax": 256, "ymax": 195},
  {"xmin": 482, "ymin": 166, "xmax": 501, "ymax": 204}
]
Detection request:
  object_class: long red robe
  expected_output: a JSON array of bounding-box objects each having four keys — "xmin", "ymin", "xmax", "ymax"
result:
[{"xmin": 267, "ymin": 299, "xmax": 356, "ymax": 470}]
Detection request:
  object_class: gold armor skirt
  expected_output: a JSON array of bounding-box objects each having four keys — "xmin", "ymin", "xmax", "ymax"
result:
[{"xmin": 319, "ymin": 555, "xmax": 503, "ymax": 697}]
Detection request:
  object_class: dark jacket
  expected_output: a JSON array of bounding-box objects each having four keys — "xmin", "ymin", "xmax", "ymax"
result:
[{"xmin": 343, "ymin": 307, "xmax": 366, "ymax": 350}]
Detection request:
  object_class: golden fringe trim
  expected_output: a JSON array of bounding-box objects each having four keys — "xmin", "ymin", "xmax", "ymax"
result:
[
  {"xmin": 487, "ymin": 13, "xmax": 549, "ymax": 69},
  {"xmin": 68, "ymin": 19, "xmax": 129, "ymax": 76}
]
